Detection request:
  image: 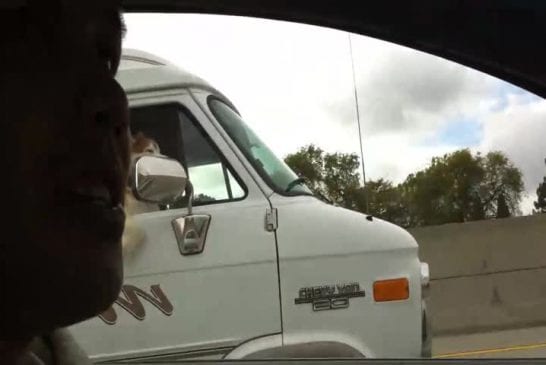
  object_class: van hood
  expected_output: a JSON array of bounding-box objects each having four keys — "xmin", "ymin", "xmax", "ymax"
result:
[{"xmin": 270, "ymin": 194, "xmax": 419, "ymax": 260}]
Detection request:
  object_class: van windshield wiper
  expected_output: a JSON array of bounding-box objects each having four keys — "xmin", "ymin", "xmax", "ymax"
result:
[
  {"xmin": 285, "ymin": 177, "xmax": 306, "ymax": 192},
  {"xmin": 316, "ymin": 191, "xmax": 333, "ymax": 204}
]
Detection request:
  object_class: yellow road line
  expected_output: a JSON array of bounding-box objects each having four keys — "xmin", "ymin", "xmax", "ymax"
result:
[{"xmin": 434, "ymin": 342, "xmax": 546, "ymax": 358}]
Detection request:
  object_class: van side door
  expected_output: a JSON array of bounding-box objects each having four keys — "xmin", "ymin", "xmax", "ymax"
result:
[{"xmin": 71, "ymin": 90, "xmax": 281, "ymax": 362}]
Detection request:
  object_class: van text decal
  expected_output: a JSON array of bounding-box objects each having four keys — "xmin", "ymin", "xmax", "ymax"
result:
[
  {"xmin": 295, "ymin": 282, "xmax": 365, "ymax": 311},
  {"xmin": 99, "ymin": 284, "xmax": 173, "ymax": 325}
]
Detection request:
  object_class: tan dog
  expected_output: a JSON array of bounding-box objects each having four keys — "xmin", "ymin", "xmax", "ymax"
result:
[
  {"xmin": 131, "ymin": 131, "xmax": 160, "ymax": 155},
  {"xmin": 122, "ymin": 132, "xmax": 161, "ymax": 255}
]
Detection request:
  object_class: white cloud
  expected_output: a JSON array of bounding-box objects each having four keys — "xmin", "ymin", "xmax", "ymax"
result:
[
  {"xmin": 322, "ymin": 36, "xmax": 499, "ymax": 137},
  {"xmin": 329, "ymin": 36, "xmax": 504, "ymax": 184},
  {"xmin": 479, "ymin": 96, "xmax": 546, "ymax": 213},
  {"xmin": 123, "ymin": 13, "xmax": 545, "ymax": 214},
  {"xmin": 123, "ymin": 13, "xmax": 360, "ymax": 158}
]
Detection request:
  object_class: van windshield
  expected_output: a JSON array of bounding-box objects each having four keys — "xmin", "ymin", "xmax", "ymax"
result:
[{"xmin": 209, "ymin": 98, "xmax": 313, "ymax": 196}]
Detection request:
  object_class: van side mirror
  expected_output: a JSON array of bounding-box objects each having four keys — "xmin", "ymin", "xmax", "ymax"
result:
[{"xmin": 131, "ymin": 155, "xmax": 187, "ymax": 204}]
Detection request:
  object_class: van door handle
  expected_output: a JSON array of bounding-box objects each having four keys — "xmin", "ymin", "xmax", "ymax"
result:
[{"xmin": 172, "ymin": 215, "xmax": 211, "ymax": 255}]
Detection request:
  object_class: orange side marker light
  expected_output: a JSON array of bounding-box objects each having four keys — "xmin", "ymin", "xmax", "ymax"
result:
[{"xmin": 373, "ymin": 278, "xmax": 409, "ymax": 302}]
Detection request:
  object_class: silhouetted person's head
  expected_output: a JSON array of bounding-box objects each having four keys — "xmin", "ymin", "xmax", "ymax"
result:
[{"xmin": 0, "ymin": 0, "xmax": 130, "ymax": 341}]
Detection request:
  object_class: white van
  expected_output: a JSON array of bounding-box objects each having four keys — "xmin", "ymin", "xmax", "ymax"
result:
[{"xmin": 70, "ymin": 49, "xmax": 431, "ymax": 362}]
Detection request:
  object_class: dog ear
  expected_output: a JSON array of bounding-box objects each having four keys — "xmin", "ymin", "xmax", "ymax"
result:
[
  {"xmin": 131, "ymin": 132, "xmax": 160, "ymax": 155},
  {"xmin": 131, "ymin": 132, "xmax": 147, "ymax": 153},
  {"xmin": 153, "ymin": 141, "xmax": 160, "ymax": 154},
  {"xmin": 133, "ymin": 131, "xmax": 144, "ymax": 139},
  {"xmin": 130, "ymin": 132, "xmax": 141, "ymax": 147}
]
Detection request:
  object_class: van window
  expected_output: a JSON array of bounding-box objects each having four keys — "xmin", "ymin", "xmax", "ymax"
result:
[
  {"xmin": 130, "ymin": 103, "xmax": 246, "ymax": 208},
  {"xmin": 208, "ymin": 97, "xmax": 313, "ymax": 196}
]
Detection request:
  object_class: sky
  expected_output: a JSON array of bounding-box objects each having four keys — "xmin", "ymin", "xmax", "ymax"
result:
[{"xmin": 123, "ymin": 13, "xmax": 546, "ymax": 215}]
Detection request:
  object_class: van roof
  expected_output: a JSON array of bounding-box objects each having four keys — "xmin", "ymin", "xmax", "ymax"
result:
[{"xmin": 117, "ymin": 49, "xmax": 224, "ymax": 98}]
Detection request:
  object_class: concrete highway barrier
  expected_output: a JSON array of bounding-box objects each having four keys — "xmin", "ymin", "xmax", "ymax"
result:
[{"xmin": 409, "ymin": 214, "xmax": 546, "ymax": 335}]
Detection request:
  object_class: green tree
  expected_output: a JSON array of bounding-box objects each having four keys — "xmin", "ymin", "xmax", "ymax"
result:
[
  {"xmin": 323, "ymin": 152, "xmax": 360, "ymax": 206},
  {"xmin": 402, "ymin": 150, "xmax": 484, "ymax": 226},
  {"xmin": 496, "ymin": 194, "xmax": 510, "ymax": 218},
  {"xmin": 167, "ymin": 193, "xmax": 216, "ymax": 210},
  {"xmin": 284, "ymin": 144, "xmax": 326, "ymax": 196},
  {"xmin": 195, "ymin": 193, "xmax": 216, "ymax": 204},
  {"xmin": 479, "ymin": 151, "xmax": 524, "ymax": 217},
  {"xmin": 402, "ymin": 149, "xmax": 523, "ymax": 226},
  {"xmin": 284, "ymin": 144, "xmax": 361, "ymax": 206},
  {"xmin": 285, "ymin": 145, "xmax": 410, "ymax": 224},
  {"xmin": 535, "ymin": 177, "xmax": 546, "ymax": 213},
  {"xmin": 354, "ymin": 179, "xmax": 409, "ymax": 226},
  {"xmin": 285, "ymin": 145, "xmax": 524, "ymax": 228}
]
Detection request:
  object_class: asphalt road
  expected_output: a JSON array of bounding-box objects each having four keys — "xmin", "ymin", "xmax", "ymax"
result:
[{"xmin": 433, "ymin": 326, "xmax": 546, "ymax": 358}]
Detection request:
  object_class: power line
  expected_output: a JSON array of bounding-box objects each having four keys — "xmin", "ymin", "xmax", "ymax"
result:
[{"xmin": 348, "ymin": 33, "xmax": 369, "ymax": 213}]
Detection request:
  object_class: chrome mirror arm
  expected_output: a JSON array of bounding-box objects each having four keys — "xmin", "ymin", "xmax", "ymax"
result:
[{"xmin": 185, "ymin": 180, "xmax": 194, "ymax": 216}]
